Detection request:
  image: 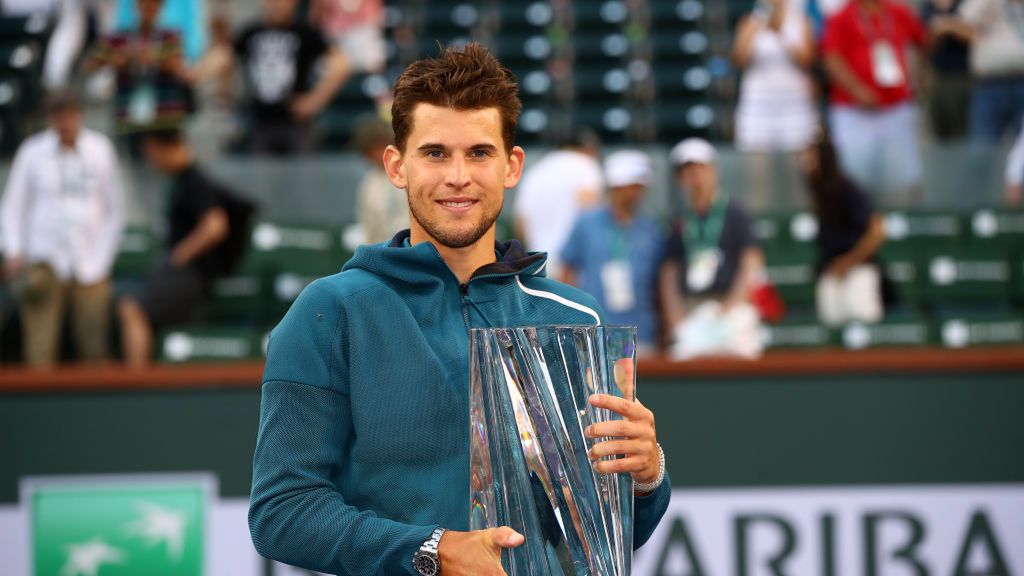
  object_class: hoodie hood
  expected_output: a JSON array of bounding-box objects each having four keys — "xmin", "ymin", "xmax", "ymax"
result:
[{"xmin": 342, "ymin": 229, "xmax": 548, "ymax": 287}]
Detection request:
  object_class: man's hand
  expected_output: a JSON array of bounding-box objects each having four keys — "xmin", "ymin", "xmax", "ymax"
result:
[
  {"xmin": 851, "ymin": 83, "xmax": 880, "ymax": 108},
  {"xmin": 586, "ymin": 394, "xmax": 660, "ymax": 485},
  {"xmin": 825, "ymin": 254, "xmax": 857, "ymax": 279},
  {"xmin": 437, "ymin": 527, "xmax": 524, "ymax": 576},
  {"xmin": 290, "ymin": 93, "xmax": 322, "ymax": 121}
]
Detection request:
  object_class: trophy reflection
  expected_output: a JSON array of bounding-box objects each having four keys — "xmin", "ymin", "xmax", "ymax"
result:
[{"xmin": 469, "ymin": 325, "xmax": 637, "ymax": 575}]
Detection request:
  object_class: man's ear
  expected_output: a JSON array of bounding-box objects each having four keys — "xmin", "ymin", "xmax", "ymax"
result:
[
  {"xmin": 504, "ymin": 145, "xmax": 526, "ymax": 189},
  {"xmin": 383, "ymin": 144, "xmax": 407, "ymax": 189}
]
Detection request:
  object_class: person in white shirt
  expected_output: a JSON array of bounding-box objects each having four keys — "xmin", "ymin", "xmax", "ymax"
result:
[
  {"xmin": 1, "ymin": 91, "xmax": 125, "ymax": 367},
  {"xmin": 512, "ymin": 128, "xmax": 603, "ymax": 278},
  {"xmin": 1007, "ymin": 118, "xmax": 1024, "ymax": 206}
]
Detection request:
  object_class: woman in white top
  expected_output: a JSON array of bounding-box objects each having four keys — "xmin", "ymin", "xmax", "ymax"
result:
[{"xmin": 733, "ymin": 0, "xmax": 818, "ymax": 152}]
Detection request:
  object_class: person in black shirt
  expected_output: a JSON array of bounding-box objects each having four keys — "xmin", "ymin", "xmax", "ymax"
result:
[
  {"xmin": 920, "ymin": 0, "xmax": 972, "ymax": 140},
  {"xmin": 801, "ymin": 133, "xmax": 887, "ymax": 326},
  {"xmin": 193, "ymin": 0, "xmax": 350, "ymax": 154},
  {"xmin": 118, "ymin": 129, "xmax": 254, "ymax": 366},
  {"xmin": 659, "ymin": 139, "xmax": 764, "ymax": 358}
]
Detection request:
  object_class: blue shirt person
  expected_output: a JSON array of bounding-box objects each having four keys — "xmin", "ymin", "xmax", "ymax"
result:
[{"xmin": 561, "ymin": 151, "xmax": 663, "ymax": 352}]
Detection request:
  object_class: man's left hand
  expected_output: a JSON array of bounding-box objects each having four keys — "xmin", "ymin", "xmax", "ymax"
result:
[{"xmin": 585, "ymin": 394, "xmax": 660, "ymax": 485}]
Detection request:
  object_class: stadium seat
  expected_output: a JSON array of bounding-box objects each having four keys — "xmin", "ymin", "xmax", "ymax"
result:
[
  {"xmin": 934, "ymin": 310, "xmax": 1024, "ymax": 349},
  {"xmin": 760, "ymin": 319, "xmax": 836, "ymax": 349},
  {"xmin": 837, "ymin": 315, "xmax": 933, "ymax": 350},
  {"xmin": 156, "ymin": 326, "xmax": 266, "ymax": 363},
  {"xmin": 963, "ymin": 208, "xmax": 1024, "ymax": 248},
  {"xmin": 919, "ymin": 245, "xmax": 1014, "ymax": 306},
  {"xmin": 762, "ymin": 241, "xmax": 817, "ymax": 308},
  {"xmin": 883, "ymin": 210, "xmax": 963, "ymax": 248}
]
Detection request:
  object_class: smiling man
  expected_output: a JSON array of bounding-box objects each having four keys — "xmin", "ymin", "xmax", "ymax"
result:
[{"xmin": 248, "ymin": 43, "xmax": 670, "ymax": 576}]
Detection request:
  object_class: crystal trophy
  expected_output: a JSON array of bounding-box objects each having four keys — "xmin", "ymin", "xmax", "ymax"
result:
[{"xmin": 469, "ymin": 325, "xmax": 637, "ymax": 575}]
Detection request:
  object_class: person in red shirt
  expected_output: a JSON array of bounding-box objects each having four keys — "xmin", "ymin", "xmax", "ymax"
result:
[{"xmin": 822, "ymin": 0, "xmax": 930, "ymax": 204}]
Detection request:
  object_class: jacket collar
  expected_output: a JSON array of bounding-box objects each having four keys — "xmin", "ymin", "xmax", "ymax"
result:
[{"xmin": 343, "ymin": 229, "xmax": 547, "ymax": 286}]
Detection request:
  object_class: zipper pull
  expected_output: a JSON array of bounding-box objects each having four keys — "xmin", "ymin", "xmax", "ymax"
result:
[{"xmin": 460, "ymin": 283, "xmax": 469, "ymax": 296}]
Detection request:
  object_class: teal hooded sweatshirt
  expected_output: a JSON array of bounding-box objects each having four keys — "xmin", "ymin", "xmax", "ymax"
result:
[{"xmin": 250, "ymin": 231, "xmax": 671, "ymax": 575}]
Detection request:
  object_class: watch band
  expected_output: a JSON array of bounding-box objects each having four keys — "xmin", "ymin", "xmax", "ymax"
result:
[
  {"xmin": 412, "ymin": 527, "xmax": 446, "ymax": 576},
  {"xmin": 634, "ymin": 443, "xmax": 665, "ymax": 494}
]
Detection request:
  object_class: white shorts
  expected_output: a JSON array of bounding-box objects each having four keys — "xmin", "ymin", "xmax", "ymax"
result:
[
  {"xmin": 816, "ymin": 264, "xmax": 883, "ymax": 327},
  {"xmin": 735, "ymin": 102, "xmax": 818, "ymax": 153},
  {"xmin": 829, "ymin": 103, "xmax": 923, "ymax": 198}
]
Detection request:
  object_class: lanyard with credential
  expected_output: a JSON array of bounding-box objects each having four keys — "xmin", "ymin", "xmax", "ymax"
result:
[
  {"xmin": 607, "ymin": 216, "xmax": 630, "ymax": 262},
  {"xmin": 683, "ymin": 193, "xmax": 728, "ymax": 257}
]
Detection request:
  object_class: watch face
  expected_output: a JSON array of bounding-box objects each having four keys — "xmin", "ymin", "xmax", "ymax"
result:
[{"xmin": 414, "ymin": 553, "xmax": 438, "ymax": 576}]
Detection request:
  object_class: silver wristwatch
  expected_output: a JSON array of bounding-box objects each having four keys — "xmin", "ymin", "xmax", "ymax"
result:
[
  {"xmin": 413, "ymin": 527, "xmax": 446, "ymax": 576},
  {"xmin": 634, "ymin": 443, "xmax": 665, "ymax": 494}
]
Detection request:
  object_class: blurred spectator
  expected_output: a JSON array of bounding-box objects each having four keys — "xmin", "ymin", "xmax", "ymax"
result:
[
  {"xmin": 920, "ymin": 0, "xmax": 972, "ymax": 140},
  {"xmin": 821, "ymin": 0, "xmax": 928, "ymax": 203},
  {"xmin": 958, "ymin": 0, "xmax": 1024, "ymax": 143},
  {"xmin": 352, "ymin": 115, "xmax": 406, "ymax": 244},
  {"xmin": 0, "ymin": 92, "xmax": 124, "ymax": 367},
  {"xmin": 40, "ymin": 0, "xmax": 115, "ymax": 90},
  {"xmin": 84, "ymin": 0, "xmax": 193, "ymax": 135},
  {"xmin": 513, "ymin": 128, "xmax": 603, "ymax": 278},
  {"xmin": 114, "ymin": 0, "xmax": 206, "ymax": 62},
  {"xmin": 193, "ymin": 0, "xmax": 351, "ymax": 155},
  {"xmin": 560, "ymin": 151, "xmax": 662, "ymax": 356},
  {"xmin": 309, "ymin": 0, "xmax": 385, "ymax": 74},
  {"xmin": 733, "ymin": 0, "xmax": 817, "ymax": 153},
  {"xmin": 1007, "ymin": 119, "xmax": 1024, "ymax": 206},
  {"xmin": 801, "ymin": 133, "xmax": 887, "ymax": 327},
  {"xmin": 118, "ymin": 128, "xmax": 254, "ymax": 367},
  {"xmin": 660, "ymin": 139, "xmax": 764, "ymax": 360}
]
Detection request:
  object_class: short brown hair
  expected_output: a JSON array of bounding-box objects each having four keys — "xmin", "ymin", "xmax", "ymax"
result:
[{"xmin": 391, "ymin": 42, "xmax": 521, "ymax": 153}]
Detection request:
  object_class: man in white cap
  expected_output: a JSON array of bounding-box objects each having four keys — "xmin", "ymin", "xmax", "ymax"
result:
[
  {"xmin": 560, "ymin": 150, "xmax": 663, "ymax": 354},
  {"xmin": 660, "ymin": 138, "xmax": 764, "ymax": 359}
]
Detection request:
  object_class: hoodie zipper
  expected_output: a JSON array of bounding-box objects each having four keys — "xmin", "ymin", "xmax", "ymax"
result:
[{"xmin": 459, "ymin": 283, "xmax": 470, "ymax": 331}]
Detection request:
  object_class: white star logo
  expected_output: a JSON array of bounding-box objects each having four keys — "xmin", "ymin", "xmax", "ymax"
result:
[
  {"xmin": 124, "ymin": 501, "xmax": 188, "ymax": 562},
  {"xmin": 60, "ymin": 537, "xmax": 125, "ymax": 576}
]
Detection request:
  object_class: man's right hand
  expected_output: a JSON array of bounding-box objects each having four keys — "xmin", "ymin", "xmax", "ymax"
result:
[{"xmin": 437, "ymin": 527, "xmax": 524, "ymax": 576}]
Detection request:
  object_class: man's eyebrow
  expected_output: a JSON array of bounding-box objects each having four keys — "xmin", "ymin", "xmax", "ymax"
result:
[
  {"xmin": 470, "ymin": 143, "xmax": 499, "ymax": 153},
  {"xmin": 417, "ymin": 143, "xmax": 447, "ymax": 152}
]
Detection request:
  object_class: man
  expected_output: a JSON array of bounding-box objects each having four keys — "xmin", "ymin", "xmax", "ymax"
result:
[
  {"xmin": 660, "ymin": 138, "xmax": 764, "ymax": 359},
  {"xmin": 192, "ymin": 0, "xmax": 350, "ymax": 154},
  {"xmin": 1, "ymin": 91, "xmax": 124, "ymax": 367},
  {"xmin": 821, "ymin": 0, "xmax": 929, "ymax": 201},
  {"xmin": 352, "ymin": 115, "xmax": 407, "ymax": 244},
  {"xmin": 561, "ymin": 150, "xmax": 663, "ymax": 355},
  {"xmin": 958, "ymin": 0, "xmax": 1024, "ymax": 143},
  {"xmin": 250, "ymin": 43, "xmax": 670, "ymax": 575},
  {"xmin": 513, "ymin": 127, "xmax": 603, "ymax": 278},
  {"xmin": 85, "ymin": 0, "xmax": 192, "ymax": 134},
  {"xmin": 118, "ymin": 129, "xmax": 253, "ymax": 366}
]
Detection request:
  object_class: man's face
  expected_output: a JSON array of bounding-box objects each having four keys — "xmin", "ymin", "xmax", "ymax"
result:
[
  {"xmin": 612, "ymin": 183, "xmax": 646, "ymax": 213},
  {"xmin": 383, "ymin": 104, "xmax": 524, "ymax": 249},
  {"xmin": 137, "ymin": 0, "xmax": 163, "ymax": 24},
  {"xmin": 264, "ymin": 0, "xmax": 297, "ymax": 25},
  {"xmin": 141, "ymin": 138, "xmax": 172, "ymax": 172},
  {"xmin": 678, "ymin": 162, "xmax": 718, "ymax": 211},
  {"xmin": 49, "ymin": 109, "xmax": 81, "ymax": 145}
]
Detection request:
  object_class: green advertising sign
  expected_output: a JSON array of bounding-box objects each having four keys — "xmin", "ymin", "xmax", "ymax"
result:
[{"xmin": 27, "ymin": 476, "xmax": 209, "ymax": 576}]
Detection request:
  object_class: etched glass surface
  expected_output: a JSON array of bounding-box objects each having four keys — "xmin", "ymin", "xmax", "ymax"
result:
[{"xmin": 470, "ymin": 325, "xmax": 636, "ymax": 575}]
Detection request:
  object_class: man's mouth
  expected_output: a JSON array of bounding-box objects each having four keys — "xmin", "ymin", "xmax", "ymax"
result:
[{"xmin": 438, "ymin": 199, "xmax": 476, "ymax": 209}]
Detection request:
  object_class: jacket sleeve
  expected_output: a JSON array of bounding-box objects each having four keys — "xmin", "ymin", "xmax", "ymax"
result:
[
  {"xmin": 1, "ymin": 142, "xmax": 31, "ymax": 257},
  {"xmin": 633, "ymin": 470, "xmax": 671, "ymax": 549},
  {"xmin": 249, "ymin": 279, "xmax": 435, "ymax": 575}
]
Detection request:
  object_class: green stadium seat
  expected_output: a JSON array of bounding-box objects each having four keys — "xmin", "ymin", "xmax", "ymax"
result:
[
  {"xmin": 0, "ymin": 75, "xmax": 25, "ymax": 153},
  {"xmin": 204, "ymin": 251, "xmax": 270, "ymax": 325},
  {"xmin": 919, "ymin": 245, "xmax": 1013, "ymax": 305},
  {"xmin": 934, "ymin": 310, "xmax": 1024, "ymax": 349},
  {"xmin": 964, "ymin": 208, "xmax": 1024, "ymax": 248},
  {"xmin": 112, "ymin": 227, "xmax": 159, "ymax": 278},
  {"xmin": 882, "ymin": 210, "xmax": 962, "ymax": 248},
  {"xmin": 649, "ymin": 0, "xmax": 705, "ymax": 29},
  {"xmin": 156, "ymin": 327, "xmax": 265, "ymax": 363},
  {"xmin": 879, "ymin": 245, "xmax": 923, "ymax": 305},
  {"xmin": 838, "ymin": 316, "xmax": 933, "ymax": 350},
  {"xmin": 651, "ymin": 64, "xmax": 712, "ymax": 96},
  {"xmin": 0, "ymin": 13, "xmax": 53, "ymax": 43},
  {"xmin": 760, "ymin": 319, "xmax": 836, "ymax": 349},
  {"xmin": 762, "ymin": 242, "xmax": 817, "ymax": 307},
  {"xmin": 649, "ymin": 30, "xmax": 707, "ymax": 59}
]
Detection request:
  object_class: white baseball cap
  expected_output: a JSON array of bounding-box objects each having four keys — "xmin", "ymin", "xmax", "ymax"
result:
[
  {"xmin": 604, "ymin": 150, "xmax": 652, "ymax": 188},
  {"xmin": 669, "ymin": 138, "xmax": 717, "ymax": 167}
]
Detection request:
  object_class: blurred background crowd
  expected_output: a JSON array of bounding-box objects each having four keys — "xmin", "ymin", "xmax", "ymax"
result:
[{"xmin": 1, "ymin": 0, "xmax": 1022, "ymax": 367}]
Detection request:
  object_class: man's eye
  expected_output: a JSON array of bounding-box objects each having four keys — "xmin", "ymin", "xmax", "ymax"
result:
[
  {"xmin": 471, "ymin": 150, "xmax": 489, "ymax": 158},
  {"xmin": 427, "ymin": 150, "xmax": 444, "ymax": 158}
]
